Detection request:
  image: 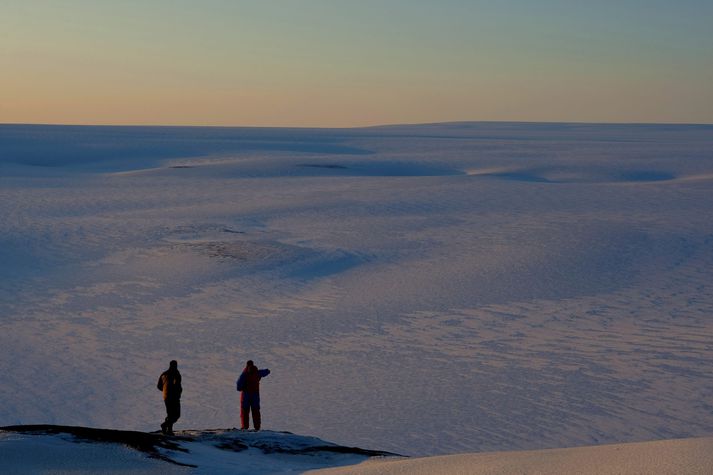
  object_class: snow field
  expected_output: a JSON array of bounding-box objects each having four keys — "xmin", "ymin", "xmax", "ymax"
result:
[{"xmin": 1, "ymin": 122, "xmax": 712, "ymax": 456}]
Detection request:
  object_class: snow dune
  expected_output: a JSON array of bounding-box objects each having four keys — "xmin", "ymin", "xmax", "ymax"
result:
[
  {"xmin": 312, "ymin": 437, "xmax": 713, "ymax": 475},
  {"xmin": 1, "ymin": 122, "xmax": 712, "ymax": 458}
]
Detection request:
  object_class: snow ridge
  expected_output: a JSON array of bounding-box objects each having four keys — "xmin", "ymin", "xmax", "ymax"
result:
[{"xmin": 0, "ymin": 425, "xmax": 397, "ymax": 474}]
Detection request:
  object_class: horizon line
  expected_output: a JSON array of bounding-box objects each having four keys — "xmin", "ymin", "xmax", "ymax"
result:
[{"xmin": 2, "ymin": 119, "xmax": 713, "ymax": 130}]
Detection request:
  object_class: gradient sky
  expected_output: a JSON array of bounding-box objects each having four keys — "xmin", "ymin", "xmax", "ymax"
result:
[{"xmin": 2, "ymin": 0, "xmax": 712, "ymax": 126}]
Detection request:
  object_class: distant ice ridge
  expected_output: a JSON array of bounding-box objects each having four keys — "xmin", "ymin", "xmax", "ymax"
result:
[{"xmin": 1, "ymin": 122, "xmax": 713, "ymax": 456}]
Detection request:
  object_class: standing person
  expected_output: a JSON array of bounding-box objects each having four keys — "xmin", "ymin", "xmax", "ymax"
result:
[
  {"xmin": 157, "ymin": 360, "xmax": 182, "ymax": 435},
  {"xmin": 236, "ymin": 360, "xmax": 270, "ymax": 430}
]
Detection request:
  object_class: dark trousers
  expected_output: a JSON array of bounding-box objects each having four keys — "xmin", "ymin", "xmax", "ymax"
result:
[
  {"xmin": 164, "ymin": 398, "xmax": 181, "ymax": 430},
  {"xmin": 240, "ymin": 392, "xmax": 261, "ymax": 430}
]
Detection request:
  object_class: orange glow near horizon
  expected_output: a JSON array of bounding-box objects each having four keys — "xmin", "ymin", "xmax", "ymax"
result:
[{"xmin": 2, "ymin": 1, "xmax": 712, "ymax": 127}]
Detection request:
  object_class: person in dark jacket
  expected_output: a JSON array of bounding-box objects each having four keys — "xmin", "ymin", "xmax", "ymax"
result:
[
  {"xmin": 236, "ymin": 360, "xmax": 270, "ymax": 430},
  {"xmin": 157, "ymin": 360, "xmax": 182, "ymax": 435}
]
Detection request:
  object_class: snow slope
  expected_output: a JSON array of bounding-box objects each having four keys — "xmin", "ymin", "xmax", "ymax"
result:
[
  {"xmin": 311, "ymin": 436, "xmax": 713, "ymax": 475},
  {"xmin": 1, "ymin": 122, "xmax": 712, "ymax": 456},
  {"xmin": 1, "ymin": 426, "xmax": 710, "ymax": 474}
]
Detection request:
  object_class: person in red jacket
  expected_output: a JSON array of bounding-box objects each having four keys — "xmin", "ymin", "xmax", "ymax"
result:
[{"xmin": 236, "ymin": 360, "xmax": 270, "ymax": 430}]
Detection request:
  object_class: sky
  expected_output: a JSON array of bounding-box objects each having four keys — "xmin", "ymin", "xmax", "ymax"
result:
[{"xmin": 1, "ymin": 0, "xmax": 712, "ymax": 127}]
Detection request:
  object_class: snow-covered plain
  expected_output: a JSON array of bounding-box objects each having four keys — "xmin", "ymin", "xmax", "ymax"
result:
[{"xmin": 1, "ymin": 122, "xmax": 712, "ymax": 459}]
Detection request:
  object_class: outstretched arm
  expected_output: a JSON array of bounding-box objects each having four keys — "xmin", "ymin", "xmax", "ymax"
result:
[{"xmin": 258, "ymin": 369, "xmax": 270, "ymax": 378}]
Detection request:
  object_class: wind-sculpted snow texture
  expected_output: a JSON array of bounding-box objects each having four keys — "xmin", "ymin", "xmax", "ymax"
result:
[{"xmin": 1, "ymin": 122, "xmax": 712, "ymax": 456}]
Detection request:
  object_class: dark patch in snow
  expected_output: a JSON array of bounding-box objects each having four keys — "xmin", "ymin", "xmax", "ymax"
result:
[
  {"xmin": 489, "ymin": 171, "xmax": 554, "ymax": 183},
  {"xmin": 214, "ymin": 439, "xmax": 249, "ymax": 452},
  {"xmin": 0, "ymin": 425, "xmax": 196, "ymax": 467},
  {"xmin": 298, "ymin": 163, "xmax": 350, "ymax": 170},
  {"xmin": 0, "ymin": 124, "xmax": 373, "ymax": 172},
  {"xmin": 295, "ymin": 161, "xmax": 463, "ymax": 177},
  {"xmin": 473, "ymin": 167, "xmax": 677, "ymax": 184},
  {"xmin": 253, "ymin": 441, "xmax": 395, "ymax": 457},
  {"xmin": 197, "ymin": 429, "xmax": 400, "ymax": 457},
  {"xmin": 0, "ymin": 425, "xmax": 400, "ymax": 469},
  {"xmin": 620, "ymin": 170, "xmax": 675, "ymax": 182}
]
